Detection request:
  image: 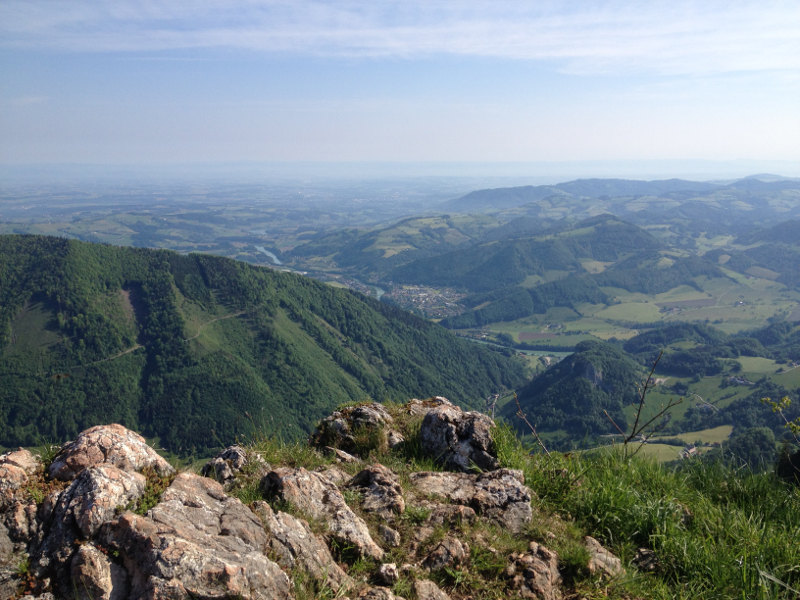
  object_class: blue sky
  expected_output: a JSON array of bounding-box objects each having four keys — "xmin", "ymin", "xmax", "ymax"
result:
[{"xmin": 1, "ymin": 1, "xmax": 799, "ymax": 175}]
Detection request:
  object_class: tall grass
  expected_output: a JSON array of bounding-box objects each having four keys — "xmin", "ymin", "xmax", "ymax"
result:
[{"xmin": 499, "ymin": 426, "xmax": 800, "ymax": 600}]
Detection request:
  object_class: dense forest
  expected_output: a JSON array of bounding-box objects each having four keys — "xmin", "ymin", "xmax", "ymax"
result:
[{"xmin": 0, "ymin": 235, "xmax": 527, "ymax": 454}]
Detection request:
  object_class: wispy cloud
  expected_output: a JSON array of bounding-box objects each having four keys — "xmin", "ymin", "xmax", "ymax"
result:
[
  {"xmin": 9, "ymin": 95, "xmax": 48, "ymax": 106},
  {"xmin": 1, "ymin": 1, "xmax": 799, "ymax": 76}
]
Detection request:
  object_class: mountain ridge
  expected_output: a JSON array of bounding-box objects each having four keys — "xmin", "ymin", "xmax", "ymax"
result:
[{"xmin": 0, "ymin": 234, "xmax": 527, "ymax": 454}]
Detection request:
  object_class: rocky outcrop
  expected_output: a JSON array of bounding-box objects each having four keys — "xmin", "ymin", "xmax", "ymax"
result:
[
  {"xmin": 584, "ymin": 536, "xmax": 623, "ymax": 578},
  {"xmin": 312, "ymin": 402, "xmax": 397, "ymax": 457},
  {"xmin": 70, "ymin": 543, "xmax": 128, "ymax": 600},
  {"xmin": 101, "ymin": 473, "xmax": 291, "ymax": 600},
  {"xmin": 201, "ymin": 445, "xmax": 269, "ymax": 490},
  {"xmin": 0, "ymin": 449, "xmax": 40, "ymax": 503},
  {"xmin": 252, "ymin": 500, "xmax": 351, "ymax": 592},
  {"xmin": 410, "ymin": 469, "xmax": 532, "ymax": 533},
  {"xmin": 348, "ymin": 463, "xmax": 406, "ymax": 519},
  {"xmin": 2, "ymin": 400, "xmax": 625, "ymax": 600},
  {"xmin": 261, "ymin": 466, "xmax": 385, "ymax": 560},
  {"xmin": 32, "ymin": 464, "xmax": 146, "ymax": 590},
  {"xmin": 422, "ymin": 536, "xmax": 469, "ymax": 571},
  {"xmin": 506, "ymin": 542, "xmax": 562, "ymax": 600},
  {"xmin": 413, "ymin": 579, "xmax": 452, "ymax": 600},
  {"xmin": 0, "ymin": 449, "xmax": 42, "ymax": 558},
  {"xmin": 418, "ymin": 398, "xmax": 499, "ymax": 472},
  {"xmin": 48, "ymin": 424, "xmax": 174, "ymax": 482}
]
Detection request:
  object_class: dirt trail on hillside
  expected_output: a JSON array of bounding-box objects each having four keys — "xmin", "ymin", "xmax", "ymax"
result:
[{"xmin": 183, "ymin": 311, "xmax": 247, "ymax": 342}]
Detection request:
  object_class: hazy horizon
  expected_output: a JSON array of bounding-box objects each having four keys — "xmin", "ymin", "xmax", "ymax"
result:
[
  {"xmin": 2, "ymin": 159, "xmax": 800, "ymax": 188},
  {"xmin": 2, "ymin": 2, "xmax": 799, "ymax": 170}
]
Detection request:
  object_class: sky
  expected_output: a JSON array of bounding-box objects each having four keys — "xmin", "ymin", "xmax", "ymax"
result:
[{"xmin": 1, "ymin": 1, "xmax": 800, "ymax": 177}]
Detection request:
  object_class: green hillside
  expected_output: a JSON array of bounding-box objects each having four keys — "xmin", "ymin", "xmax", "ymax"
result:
[
  {"xmin": 0, "ymin": 235, "xmax": 527, "ymax": 454},
  {"xmin": 506, "ymin": 340, "xmax": 643, "ymax": 446}
]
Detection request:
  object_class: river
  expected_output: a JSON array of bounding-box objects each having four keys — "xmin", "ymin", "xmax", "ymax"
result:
[{"xmin": 255, "ymin": 246, "xmax": 282, "ymax": 265}]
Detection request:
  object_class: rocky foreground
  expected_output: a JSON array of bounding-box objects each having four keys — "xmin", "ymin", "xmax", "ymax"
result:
[{"xmin": 0, "ymin": 398, "xmax": 622, "ymax": 600}]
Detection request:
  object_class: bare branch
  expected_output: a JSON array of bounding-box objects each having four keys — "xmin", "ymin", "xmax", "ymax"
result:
[
  {"xmin": 603, "ymin": 409, "xmax": 626, "ymax": 437},
  {"xmin": 628, "ymin": 350, "xmax": 663, "ymax": 444},
  {"xmin": 514, "ymin": 393, "xmax": 551, "ymax": 457}
]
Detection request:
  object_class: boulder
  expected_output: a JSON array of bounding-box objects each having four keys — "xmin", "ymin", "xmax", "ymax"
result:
[
  {"xmin": 422, "ymin": 536, "xmax": 469, "ymax": 571},
  {"xmin": 426, "ymin": 504, "xmax": 477, "ymax": 527},
  {"xmin": 584, "ymin": 536, "xmax": 623, "ymax": 578},
  {"xmin": 312, "ymin": 402, "xmax": 395, "ymax": 457},
  {"xmin": 410, "ymin": 469, "xmax": 532, "ymax": 533},
  {"xmin": 379, "ymin": 524, "xmax": 401, "ymax": 547},
  {"xmin": 0, "ymin": 448, "xmax": 43, "ymax": 563},
  {"xmin": 0, "ymin": 564, "xmax": 20, "ymax": 600},
  {"xmin": 100, "ymin": 473, "xmax": 291, "ymax": 600},
  {"xmin": 49, "ymin": 424, "xmax": 174, "ymax": 482},
  {"xmin": 377, "ymin": 562, "xmax": 399, "ymax": 585},
  {"xmin": 403, "ymin": 397, "xmax": 451, "ymax": 416},
  {"xmin": 358, "ymin": 587, "xmax": 405, "ymax": 600},
  {"xmin": 0, "ymin": 449, "xmax": 41, "ymax": 504},
  {"xmin": 413, "ymin": 579, "xmax": 452, "ymax": 600},
  {"xmin": 418, "ymin": 399, "xmax": 499, "ymax": 472},
  {"xmin": 317, "ymin": 466, "xmax": 352, "ymax": 486},
  {"xmin": 506, "ymin": 541, "xmax": 562, "ymax": 600},
  {"xmin": 252, "ymin": 501, "xmax": 351, "ymax": 593},
  {"xmin": 201, "ymin": 445, "xmax": 268, "ymax": 490},
  {"xmin": 348, "ymin": 464, "xmax": 405, "ymax": 519},
  {"xmin": 32, "ymin": 464, "xmax": 145, "ymax": 594},
  {"xmin": 1, "ymin": 500, "xmax": 39, "ymax": 564},
  {"xmin": 70, "ymin": 543, "xmax": 129, "ymax": 600},
  {"xmin": 261, "ymin": 467, "xmax": 384, "ymax": 560}
]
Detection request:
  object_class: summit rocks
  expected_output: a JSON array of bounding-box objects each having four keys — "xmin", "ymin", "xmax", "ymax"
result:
[
  {"xmin": 260, "ymin": 466, "xmax": 385, "ymax": 560},
  {"xmin": 0, "ymin": 399, "xmax": 612, "ymax": 600},
  {"xmin": 418, "ymin": 398, "xmax": 499, "ymax": 472},
  {"xmin": 48, "ymin": 424, "xmax": 174, "ymax": 482}
]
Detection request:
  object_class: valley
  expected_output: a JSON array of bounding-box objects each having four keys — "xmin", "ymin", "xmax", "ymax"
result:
[{"xmin": 2, "ymin": 174, "xmax": 800, "ymax": 463}]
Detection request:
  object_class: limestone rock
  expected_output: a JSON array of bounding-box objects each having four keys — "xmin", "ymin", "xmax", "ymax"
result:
[
  {"xmin": 506, "ymin": 541, "xmax": 562, "ymax": 600},
  {"xmin": 311, "ymin": 402, "xmax": 393, "ymax": 456},
  {"xmin": 32, "ymin": 464, "xmax": 145, "ymax": 593},
  {"xmin": 413, "ymin": 579, "xmax": 452, "ymax": 600},
  {"xmin": 358, "ymin": 587, "xmax": 405, "ymax": 600},
  {"xmin": 379, "ymin": 524, "xmax": 401, "ymax": 547},
  {"xmin": 584, "ymin": 536, "xmax": 623, "ymax": 578},
  {"xmin": 317, "ymin": 465, "xmax": 352, "ymax": 486},
  {"xmin": 312, "ymin": 402, "xmax": 394, "ymax": 457},
  {"xmin": 2, "ymin": 500, "xmax": 39, "ymax": 554},
  {"xmin": 387, "ymin": 430, "xmax": 405, "ymax": 448},
  {"xmin": 49, "ymin": 424, "xmax": 174, "ymax": 482},
  {"xmin": 70, "ymin": 543, "xmax": 129, "ymax": 600},
  {"xmin": 418, "ymin": 399, "xmax": 499, "ymax": 472},
  {"xmin": 0, "ymin": 449, "xmax": 43, "ymax": 561},
  {"xmin": 422, "ymin": 536, "xmax": 469, "ymax": 571},
  {"xmin": 348, "ymin": 464, "xmax": 405, "ymax": 519},
  {"xmin": 101, "ymin": 472, "xmax": 291, "ymax": 600},
  {"xmin": 0, "ymin": 525, "xmax": 12, "ymax": 559},
  {"xmin": 404, "ymin": 397, "xmax": 451, "ymax": 416},
  {"xmin": 0, "ymin": 449, "xmax": 41, "ymax": 503},
  {"xmin": 261, "ymin": 467, "xmax": 384, "ymax": 560},
  {"xmin": 377, "ymin": 562, "xmax": 399, "ymax": 585},
  {"xmin": 325, "ymin": 446, "xmax": 361, "ymax": 463},
  {"xmin": 0, "ymin": 564, "xmax": 20, "ymax": 600},
  {"xmin": 426, "ymin": 504, "xmax": 477, "ymax": 527},
  {"xmin": 252, "ymin": 500, "xmax": 351, "ymax": 593},
  {"xmin": 410, "ymin": 469, "xmax": 532, "ymax": 532},
  {"xmin": 201, "ymin": 445, "xmax": 268, "ymax": 490}
]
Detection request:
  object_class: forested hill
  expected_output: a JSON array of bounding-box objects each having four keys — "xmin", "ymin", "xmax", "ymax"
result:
[{"xmin": 0, "ymin": 235, "xmax": 527, "ymax": 454}]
